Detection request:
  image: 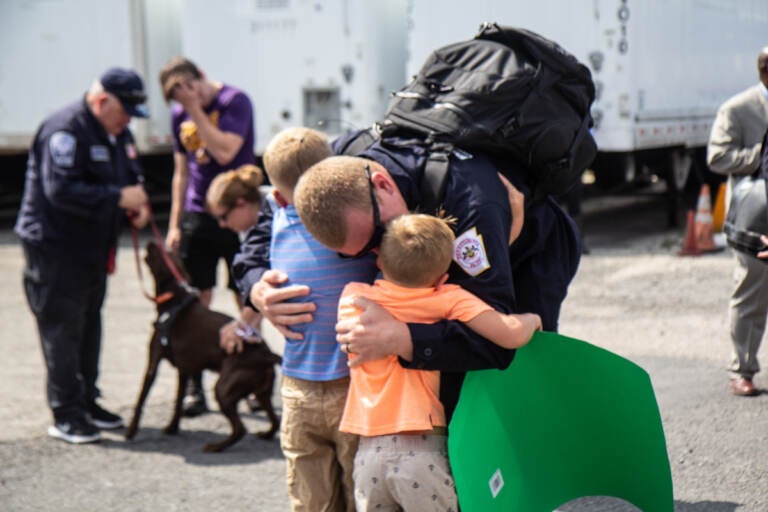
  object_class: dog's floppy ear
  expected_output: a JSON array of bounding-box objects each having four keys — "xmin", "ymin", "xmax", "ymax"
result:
[
  {"xmin": 144, "ymin": 240, "xmax": 160, "ymax": 259},
  {"xmin": 144, "ymin": 240, "xmax": 161, "ymax": 267}
]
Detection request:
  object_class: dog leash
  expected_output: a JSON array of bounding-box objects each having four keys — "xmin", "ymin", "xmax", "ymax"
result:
[{"xmin": 129, "ymin": 204, "xmax": 189, "ymax": 304}]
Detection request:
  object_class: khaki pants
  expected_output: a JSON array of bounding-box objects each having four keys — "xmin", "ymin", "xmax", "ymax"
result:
[
  {"xmin": 729, "ymin": 251, "xmax": 768, "ymax": 378},
  {"xmin": 353, "ymin": 433, "xmax": 457, "ymax": 512},
  {"xmin": 280, "ymin": 375, "xmax": 358, "ymax": 512}
]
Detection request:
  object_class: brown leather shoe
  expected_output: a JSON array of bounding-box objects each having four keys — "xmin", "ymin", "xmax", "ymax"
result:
[{"xmin": 730, "ymin": 377, "xmax": 759, "ymax": 396}]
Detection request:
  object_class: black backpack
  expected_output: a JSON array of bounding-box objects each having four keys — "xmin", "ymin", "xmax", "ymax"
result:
[{"xmin": 367, "ymin": 22, "xmax": 597, "ymax": 210}]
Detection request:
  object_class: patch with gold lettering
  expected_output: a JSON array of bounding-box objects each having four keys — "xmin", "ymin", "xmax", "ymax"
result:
[{"xmin": 453, "ymin": 227, "xmax": 490, "ymax": 276}]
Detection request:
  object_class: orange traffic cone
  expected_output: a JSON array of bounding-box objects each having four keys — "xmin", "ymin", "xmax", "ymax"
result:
[
  {"xmin": 712, "ymin": 182, "xmax": 727, "ymax": 233},
  {"xmin": 693, "ymin": 184, "xmax": 720, "ymax": 252},
  {"xmin": 678, "ymin": 210, "xmax": 701, "ymax": 256}
]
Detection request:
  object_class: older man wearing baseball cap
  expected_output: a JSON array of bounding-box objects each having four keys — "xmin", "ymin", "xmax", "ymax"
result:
[{"xmin": 15, "ymin": 67, "xmax": 151, "ymax": 444}]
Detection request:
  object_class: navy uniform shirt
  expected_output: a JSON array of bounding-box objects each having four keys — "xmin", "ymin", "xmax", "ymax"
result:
[{"xmin": 15, "ymin": 99, "xmax": 143, "ymax": 266}]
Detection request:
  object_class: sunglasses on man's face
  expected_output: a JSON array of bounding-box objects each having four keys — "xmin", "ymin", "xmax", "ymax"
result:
[{"xmin": 340, "ymin": 165, "xmax": 385, "ymax": 259}]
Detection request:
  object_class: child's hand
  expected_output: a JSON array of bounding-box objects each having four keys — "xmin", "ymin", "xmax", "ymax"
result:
[
  {"xmin": 219, "ymin": 320, "xmax": 244, "ymax": 354},
  {"xmin": 519, "ymin": 313, "xmax": 542, "ymax": 346},
  {"xmin": 529, "ymin": 313, "xmax": 543, "ymax": 332}
]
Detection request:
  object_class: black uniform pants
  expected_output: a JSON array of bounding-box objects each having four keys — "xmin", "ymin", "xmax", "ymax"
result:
[
  {"xmin": 22, "ymin": 242, "xmax": 107, "ymax": 423},
  {"xmin": 511, "ymin": 198, "xmax": 582, "ymax": 333}
]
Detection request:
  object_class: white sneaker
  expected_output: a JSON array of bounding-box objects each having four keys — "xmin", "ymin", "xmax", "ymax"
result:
[{"xmin": 48, "ymin": 418, "xmax": 101, "ymax": 444}]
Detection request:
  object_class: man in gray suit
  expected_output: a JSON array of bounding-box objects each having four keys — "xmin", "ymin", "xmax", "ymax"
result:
[{"xmin": 707, "ymin": 48, "xmax": 768, "ymax": 396}]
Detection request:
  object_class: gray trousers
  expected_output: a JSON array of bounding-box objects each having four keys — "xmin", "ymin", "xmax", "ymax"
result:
[{"xmin": 729, "ymin": 251, "xmax": 768, "ymax": 378}]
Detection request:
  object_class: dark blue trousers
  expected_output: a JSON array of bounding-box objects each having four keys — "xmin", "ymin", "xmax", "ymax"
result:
[{"xmin": 22, "ymin": 242, "xmax": 107, "ymax": 423}]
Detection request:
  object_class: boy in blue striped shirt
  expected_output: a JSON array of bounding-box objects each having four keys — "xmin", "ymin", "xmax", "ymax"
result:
[{"xmin": 262, "ymin": 127, "xmax": 378, "ymax": 512}]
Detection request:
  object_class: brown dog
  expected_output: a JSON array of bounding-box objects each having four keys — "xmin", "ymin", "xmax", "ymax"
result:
[{"xmin": 125, "ymin": 241, "xmax": 282, "ymax": 452}]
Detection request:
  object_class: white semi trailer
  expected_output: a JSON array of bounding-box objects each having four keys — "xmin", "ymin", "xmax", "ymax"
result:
[
  {"xmin": 4, "ymin": 0, "xmax": 766, "ymax": 221},
  {"xmin": 406, "ymin": 0, "xmax": 768, "ymax": 204}
]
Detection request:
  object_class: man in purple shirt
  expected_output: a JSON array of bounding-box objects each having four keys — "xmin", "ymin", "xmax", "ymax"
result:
[{"xmin": 159, "ymin": 56, "xmax": 257, "ymax": 415}]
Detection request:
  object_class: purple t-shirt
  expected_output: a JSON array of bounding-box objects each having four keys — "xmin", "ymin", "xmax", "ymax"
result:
[{"xmin": 171, "ymin": 84, "xmax": 256, "ymax": 212}]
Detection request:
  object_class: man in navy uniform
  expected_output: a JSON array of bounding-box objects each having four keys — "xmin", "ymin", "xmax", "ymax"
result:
[
  {"xmin": 235, "ymin": 131, "xmax": 581, "ymax": 421},
  {"xmin": 16, "ymin": 68, "xmax": 150, "ymax": 444}
]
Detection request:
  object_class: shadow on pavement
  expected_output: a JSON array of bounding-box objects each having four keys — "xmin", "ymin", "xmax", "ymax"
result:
[
  {"xmin": 100, "ymin": 422, "xmax": 284, "ymax": 467},
  {"xmin": 675, "ymin": 500, "xmax": 741, "ymax": 511},
  {"xmin": 557, "ymin": 496, "xmax": 741, "ymax": 511}
]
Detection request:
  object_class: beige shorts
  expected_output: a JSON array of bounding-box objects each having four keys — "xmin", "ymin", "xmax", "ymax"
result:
[{"xmin": 280, "ymin": 374, "xmax": 359, "ymax": 512}]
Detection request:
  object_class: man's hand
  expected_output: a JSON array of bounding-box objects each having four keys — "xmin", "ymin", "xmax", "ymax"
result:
[
  {"xmin": 758, "ymin": 235, "xmax": 768, "ymax": 259},
  {"xmin": 165, "ymin": 227, "xmax": 182, "ymax": 253},
  {"xmin": 129, "ymin": 203, "xmax": 150, "ymax": 229},
  {"xmin": 169, "ymin": 80, "xmax": 202, "ymax": 112},
  {"xmin": 497, "ymin": 173, "xmax": 524, "ymax": 245},
  {"xmin": 249, "ymin": 269, "xmax": 315, "ymax": 340},
  {"xmin": 119, "ymin": 184, "xmax": 148, "ymax": 212},
  {"xmin": 336, "ymin": 296, "xmax": 413, "ymax": 367}
]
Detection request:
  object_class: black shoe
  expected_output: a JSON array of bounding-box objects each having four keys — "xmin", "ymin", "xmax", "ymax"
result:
[
  {"xmin": 48, "ymin": 417, "xmax": 100, "ymax": 444},
  {"xmin": 182, "ymin": 391, "xmax": 209, "ymax": 417},
  {"xmin": 88, "ymin": 402, "xmax": 125, "ymax": 430}
]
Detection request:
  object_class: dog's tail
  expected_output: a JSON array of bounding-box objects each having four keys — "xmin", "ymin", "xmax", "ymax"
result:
[{"xmin": 269, "ymin": 353, "xmax": 283, "ymax": 366}]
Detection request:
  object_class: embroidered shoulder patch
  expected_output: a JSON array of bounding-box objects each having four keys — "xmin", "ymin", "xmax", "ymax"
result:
[
  {"xmin": 453, "ymin": 227, "xmax": 490, "ymax": 276},
  {"xmin": 49, "ymin": 131, "xmax": 77, "ymax": 167}
]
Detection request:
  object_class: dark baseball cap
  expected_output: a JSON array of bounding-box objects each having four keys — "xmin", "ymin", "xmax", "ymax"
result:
[{"xmin": 100, "ymin": 68, "xmax": 149, "ymax": 118}]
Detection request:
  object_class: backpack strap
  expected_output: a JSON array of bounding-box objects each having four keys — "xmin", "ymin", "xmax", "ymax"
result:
[
  {"xmin": 533, "ymin": 114, "xmax": 588, "ymax": 197},
  {"xmin": 339, "ymin": 126, "xmax": 452, "ymax": 215},
  {"xmin": 336, "ymin": 126, "xmax": 380, "ymax": 156},
  {"xmin": 419, "ymin": 142, "xmax": 453, "ymax": 215}
]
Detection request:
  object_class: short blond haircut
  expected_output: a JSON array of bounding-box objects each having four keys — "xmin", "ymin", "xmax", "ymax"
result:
[
  {"xmin": 379, "ymin": 214, "xmax": 455, "ymax": 288},
  {"xmin": 263, "ymin": 127, "xmax": 332, "ymax": 200},
  {"xmin": 294, "ymin": 155, "xmax": 373, "ymax": 249},
  {"xmin": 206, "ymin": 164, "xmax": 265, "ymax": 212}
]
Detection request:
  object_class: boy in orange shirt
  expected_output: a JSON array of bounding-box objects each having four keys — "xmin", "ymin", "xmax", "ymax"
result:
[{"xmin": 337, "ymin": 213, "xmax": 541, "ymax": 511}]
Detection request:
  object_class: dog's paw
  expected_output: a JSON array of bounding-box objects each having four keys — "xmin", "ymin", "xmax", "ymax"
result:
[
  {"xmin": 203, "ymin": 442, "xmax": 224, "ymax": 453},
  {"xmin": 162, "ymin": 425, "xmax": 179, "ymax": 435}
]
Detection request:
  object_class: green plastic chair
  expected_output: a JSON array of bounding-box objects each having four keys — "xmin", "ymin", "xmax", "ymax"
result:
[{"xmin": 448, "ymin": 331, "xmax": 673, "ymax": 512}]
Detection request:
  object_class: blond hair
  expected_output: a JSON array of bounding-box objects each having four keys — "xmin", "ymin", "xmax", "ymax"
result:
[
  {"xmin": 294, "ymin": 155, "xmax": 373, "ymax": 249},
  {"xmin": 379, "ymin": 214, "xmax": 455, "ymax": 288},
  {"xmin": 263, "ymin": 127, "xmax": 332, "ymax": 201},
  {"xmin": 206, "ymin": 164, "xmax": 265, "ymax": 212}
]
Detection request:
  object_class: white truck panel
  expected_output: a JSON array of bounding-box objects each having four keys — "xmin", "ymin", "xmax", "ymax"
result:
[
  {"xmin": 406, "ymin": 0, "xmax": 768, "ymax": 153},
  {"xmin": 180, "ymin": 0, "xmax": 408, "ymax": 154},
  {"xmin": 134, "ymin": 0, "xmax": 184, "ymax": 151},
  {"xmin": 0, "ymin": 0, "xmax": 180, "ymax": 154}
]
